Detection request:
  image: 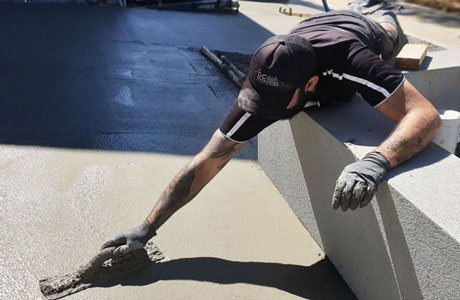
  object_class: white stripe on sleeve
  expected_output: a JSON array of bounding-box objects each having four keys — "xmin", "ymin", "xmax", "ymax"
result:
[
  {"xmin": 323, "ymin": 69, "xmax": 391, "ymax": 99},
  {"xmin": 342, "ymin": 73, "xmax": 391, "ymax": 98},
  {"xmin": 226, "ymin": 112, "xmax": 251, "ymax": 138},
  {"xmin": 374, "ymin": 77, "xmax": 405, "ymax": 108},
  {"xmin": 217, "ymin": 128, "xmax": 246, "ymax": 143}
]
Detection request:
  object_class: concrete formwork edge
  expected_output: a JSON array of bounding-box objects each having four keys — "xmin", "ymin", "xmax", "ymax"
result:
[
  {"xmin": 258, "ymin": 49, "xmax": 460, "ymax": 300},
  {"xmin": 259, "ymin": 98, "xmax": 460, "ymax": 300},
  {"xmin": 405, "ymin": 49, "xmax": 460, "ymax": 112}
]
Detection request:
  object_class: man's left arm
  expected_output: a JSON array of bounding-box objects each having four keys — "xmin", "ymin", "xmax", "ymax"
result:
[
  {"xmin": 374, "ymin": 79, "xmax": 441, "ymax": 166},
  {"xmin": 333, "ymin": 80, "xmax": 441, "ymax": 211}
]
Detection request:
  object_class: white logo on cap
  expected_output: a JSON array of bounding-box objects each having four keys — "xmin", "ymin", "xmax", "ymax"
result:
[{"xmin": 255, "ymin": 70, "xmax": 279, "ymax": 87}]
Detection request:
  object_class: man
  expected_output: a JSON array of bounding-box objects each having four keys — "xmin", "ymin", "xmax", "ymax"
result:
[{"xmin": 101, "ymin": 11, "xmax": 441, "ymax": 255}]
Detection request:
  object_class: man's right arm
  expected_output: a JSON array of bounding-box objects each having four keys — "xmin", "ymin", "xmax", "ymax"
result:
[
  {"xmin": 101, "ymin": 130, "xmax": 244, "ymax": 254},
  {"xmin": 147, "ymin": 99, "xmax": 277, "ymax": 229},
  {"xmin": 147, "ymin": 129, "xmax": 244, "ymax": 230}
]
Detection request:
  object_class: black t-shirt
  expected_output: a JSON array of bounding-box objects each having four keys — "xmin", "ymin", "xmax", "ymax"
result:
[{"xmin": 219, "ymin": 11, "xmax": 405, "ymax": 143}]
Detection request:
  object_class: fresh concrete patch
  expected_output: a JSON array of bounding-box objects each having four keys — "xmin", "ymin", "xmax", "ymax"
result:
[
  {"xmin": 39, "ymin": 242, "xmax": 165, "ymax": 299},
  {"xmin": 0, "ymin": 4, "xmax": 359, "ymax": 300}
]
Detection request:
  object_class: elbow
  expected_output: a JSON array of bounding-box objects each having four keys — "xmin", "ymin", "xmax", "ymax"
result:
[
  {"xmin": 430, "ymin": 108, "xmax": 442, "ymax": 136},
  {"xmin": 410, "ymin": 104, "xmax": 441, "ymax": 142},
  {"xmin": 415, "ymin": 102, "xmax": 441, "ymax": 133}
]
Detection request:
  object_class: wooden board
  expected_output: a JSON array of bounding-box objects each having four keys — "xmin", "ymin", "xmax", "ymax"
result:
[{"xmin": 395, "ymin": 44, "xmax": 428, "ymax": 70}]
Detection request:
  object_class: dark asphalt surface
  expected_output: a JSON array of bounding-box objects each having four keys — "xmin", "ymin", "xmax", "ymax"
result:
[{"xmin": 0, "ymin": 3, "xmax": 273, "ymax": 158}]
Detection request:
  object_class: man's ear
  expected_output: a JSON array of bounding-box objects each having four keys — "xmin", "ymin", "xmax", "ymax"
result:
[{"xmin": 305, "ymin": 75, "xmax": 319, "ymax": 92}]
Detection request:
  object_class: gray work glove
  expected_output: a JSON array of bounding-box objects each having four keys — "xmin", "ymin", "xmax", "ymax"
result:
[
  {"xmin": 101, "ymin": 220, "xmax": 157, "ymax": 255},
  {"xmin": 332, "ymin": 151, "xmax": 391, "ymax": 211}
]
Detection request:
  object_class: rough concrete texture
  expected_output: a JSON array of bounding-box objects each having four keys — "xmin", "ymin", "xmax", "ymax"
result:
[
  {"xmin": 1, "ymin": 1, "xmax": 459, "ymax": 300},
  {"xmin": 259, "ymin": 98, "xmax": 460, "ymax": 300},
  {"xmin": 39, "ymin": 242, "xmax": 165, "ymax": 299},
  {"xmin": 0, "ymin": 3, "xmax": 358, "ymax": 300},
  {"xmin": 258, "ymin": 119, "xmax": 323, "ymax": 250},
  {"xmin": 252, "ymin": 3, "xmax": 460, "ymax": 299},
  {"xmin": 404, "ymin": 49, "xmax": 460, "ymax": 112}
]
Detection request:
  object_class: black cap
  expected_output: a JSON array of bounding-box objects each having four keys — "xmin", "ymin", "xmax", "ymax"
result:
[{"xmin": 238, "ymin": 35, "xmax": 316, "ymax": 119}]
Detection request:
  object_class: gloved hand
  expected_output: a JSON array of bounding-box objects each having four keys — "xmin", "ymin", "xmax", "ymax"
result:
[
  {"xmin": 101, "ymin": 220, "xmax": 157, "ymax": 255},
  {"xmin": 332, "ymin": 151, "xmax": 391, "ymax": 211}
]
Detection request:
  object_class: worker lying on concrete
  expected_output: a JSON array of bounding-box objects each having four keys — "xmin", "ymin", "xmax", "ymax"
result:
[{"xmin": 102, "ymin": 10, "xmax": 441, "ymax": 254}]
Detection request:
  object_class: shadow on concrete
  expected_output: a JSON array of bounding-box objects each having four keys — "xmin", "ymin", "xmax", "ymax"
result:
[
  {"xmin": 304, "ymin": 100, "xmax": 450, "ymax": 173},
  {"xmin": 284, "ymin": 103, "xmax": 450, "ymax": 298},
  {"xmin": 374, "ymin": 184, "xmax": 424, "ymax": 300},
  {"xmin": 96, "ymin": 257, "xmax": 357, "ymax": 299},
  {"xmin": 0, "ymin": 3, "xmax": 274, "ymax": 160},
  {"xmin": 398, "ymin": 4, "xmax": 460, "ymax": 29},
  {"xmin": 289, "ymin": 119, "xmax": 403, "ymax": 298},
  {"xmin": 386, "ymin": 143, "xmax": 450, "ymax": 180}
]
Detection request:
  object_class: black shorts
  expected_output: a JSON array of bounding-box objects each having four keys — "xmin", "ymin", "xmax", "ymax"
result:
[
  {"xmin": 301, "ymin": 10, "xmax": 406, "ymax": 60},
  {"xmin": 367, "ymin": 11, "xmax": 407, "ymax": 59}
]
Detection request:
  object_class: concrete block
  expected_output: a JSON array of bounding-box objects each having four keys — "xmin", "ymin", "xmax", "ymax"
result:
[
  {"xmin": 405, "ymin": 49, "xmax": 460, "ymax": 111},
  {"xmin": 258, "ymin": 120, "xmax": 322, "ymax": 248},
  {"xmin": 259, "ymin": 97, "xmax": 460, "ymax": 300}
]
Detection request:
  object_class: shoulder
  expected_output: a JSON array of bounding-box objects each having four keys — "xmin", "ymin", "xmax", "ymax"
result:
[
  {"xmin": 344, "ymin": 42, "xmax": 405, "ymax": 107},
  {"xmin": 219, "ymin": 99, "xmax": 277, "ymax": 143}
]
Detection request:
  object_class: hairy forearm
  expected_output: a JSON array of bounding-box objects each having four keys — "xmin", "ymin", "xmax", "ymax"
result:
[
  {"xmin": 375, "ymin": 79, "xmax": 442, "ymax": 168},
  {"xmin": 146, "ymin": 131, "xmax": 243, "ymax": 230},
  {"xmin": 376, "ymin": 108, "xmax": 441, "ymax": 167}
]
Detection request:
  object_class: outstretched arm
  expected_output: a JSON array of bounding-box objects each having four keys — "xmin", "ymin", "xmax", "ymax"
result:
[
  {"xmin": 102, "ymin": 130, "xmax": 244, "ymax": 254},
  {"xmin": 147, "ymin": 130, "xmax": 244, "ymax": 230},
  {"xmin": 333, "ymin": 79, "xmax": 441, "ymax": 211},
  {"xmin": 375, "ymin": 79, "xmax": 441, "ymax": 167}
]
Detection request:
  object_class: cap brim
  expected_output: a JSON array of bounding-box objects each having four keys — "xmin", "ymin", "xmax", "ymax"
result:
[{"xmin": 237, "ymin": 78, "xmax": 296, "ymax": 120}]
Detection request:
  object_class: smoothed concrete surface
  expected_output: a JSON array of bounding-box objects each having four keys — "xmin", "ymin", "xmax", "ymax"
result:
[
  {"xmin": 0, "ymin": 3, "xmax": 268, "ymax": 158},
  {"xmin": 3, "ymin": 1, "xmax": 457, "ymax": 299},
  {"xmin": 0, "ymin": 146, "xmax": 356, "ymax": 299},
  {"xmin": 0, "ymin": 3, "xmax": 356, "ymax": 300}
]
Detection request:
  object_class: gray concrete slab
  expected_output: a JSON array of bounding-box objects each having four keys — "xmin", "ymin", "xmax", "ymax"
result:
[
  {"xmin": 259, "ymin": 98, "xmax": 460, "ymax": 300},
  {"xmin": 3, "ymin": 1, "xmax": 457, "ymax": 299},
  {"xmin": 404, "ymin": 49, "xmax": 460, "ymax": 112},
  {"xmin": 0, "ymin": 3, "xmax": 357, "ymax": 300},
  {"xmin": 0, "ymin": 3, "xmax": 273, "ymax": 158},
  {"xmin": 0, "ymin": 146, "xmax": 357, "ymax": 300}
]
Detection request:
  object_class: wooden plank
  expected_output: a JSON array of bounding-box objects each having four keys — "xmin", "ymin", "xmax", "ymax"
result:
[{"xmin": 395, "ymin": 44, "xmax": 428, "ymax": 70}]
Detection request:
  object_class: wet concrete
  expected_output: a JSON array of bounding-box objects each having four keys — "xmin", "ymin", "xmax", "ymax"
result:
[
  {"xmin": 3, "ymin": 1, "xmax": 456, "ymax": 156},
  {"xmin": 3, "ymin": 2, "xmax": 456, "ymax": 299},
  {"xmin": 0, "ymin": 3, "xmax": 357, "ymax": 300},
  {"xmin": 0, "ymin": 146, "xmax": 357, "ymax": 300},
  {"xmin": 0, "ymin": 3, "xmax": 274, "ymax": 158},
  {"xmin": 39, "ymin": 242, "xmax": 164, "ymax": 299}
]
